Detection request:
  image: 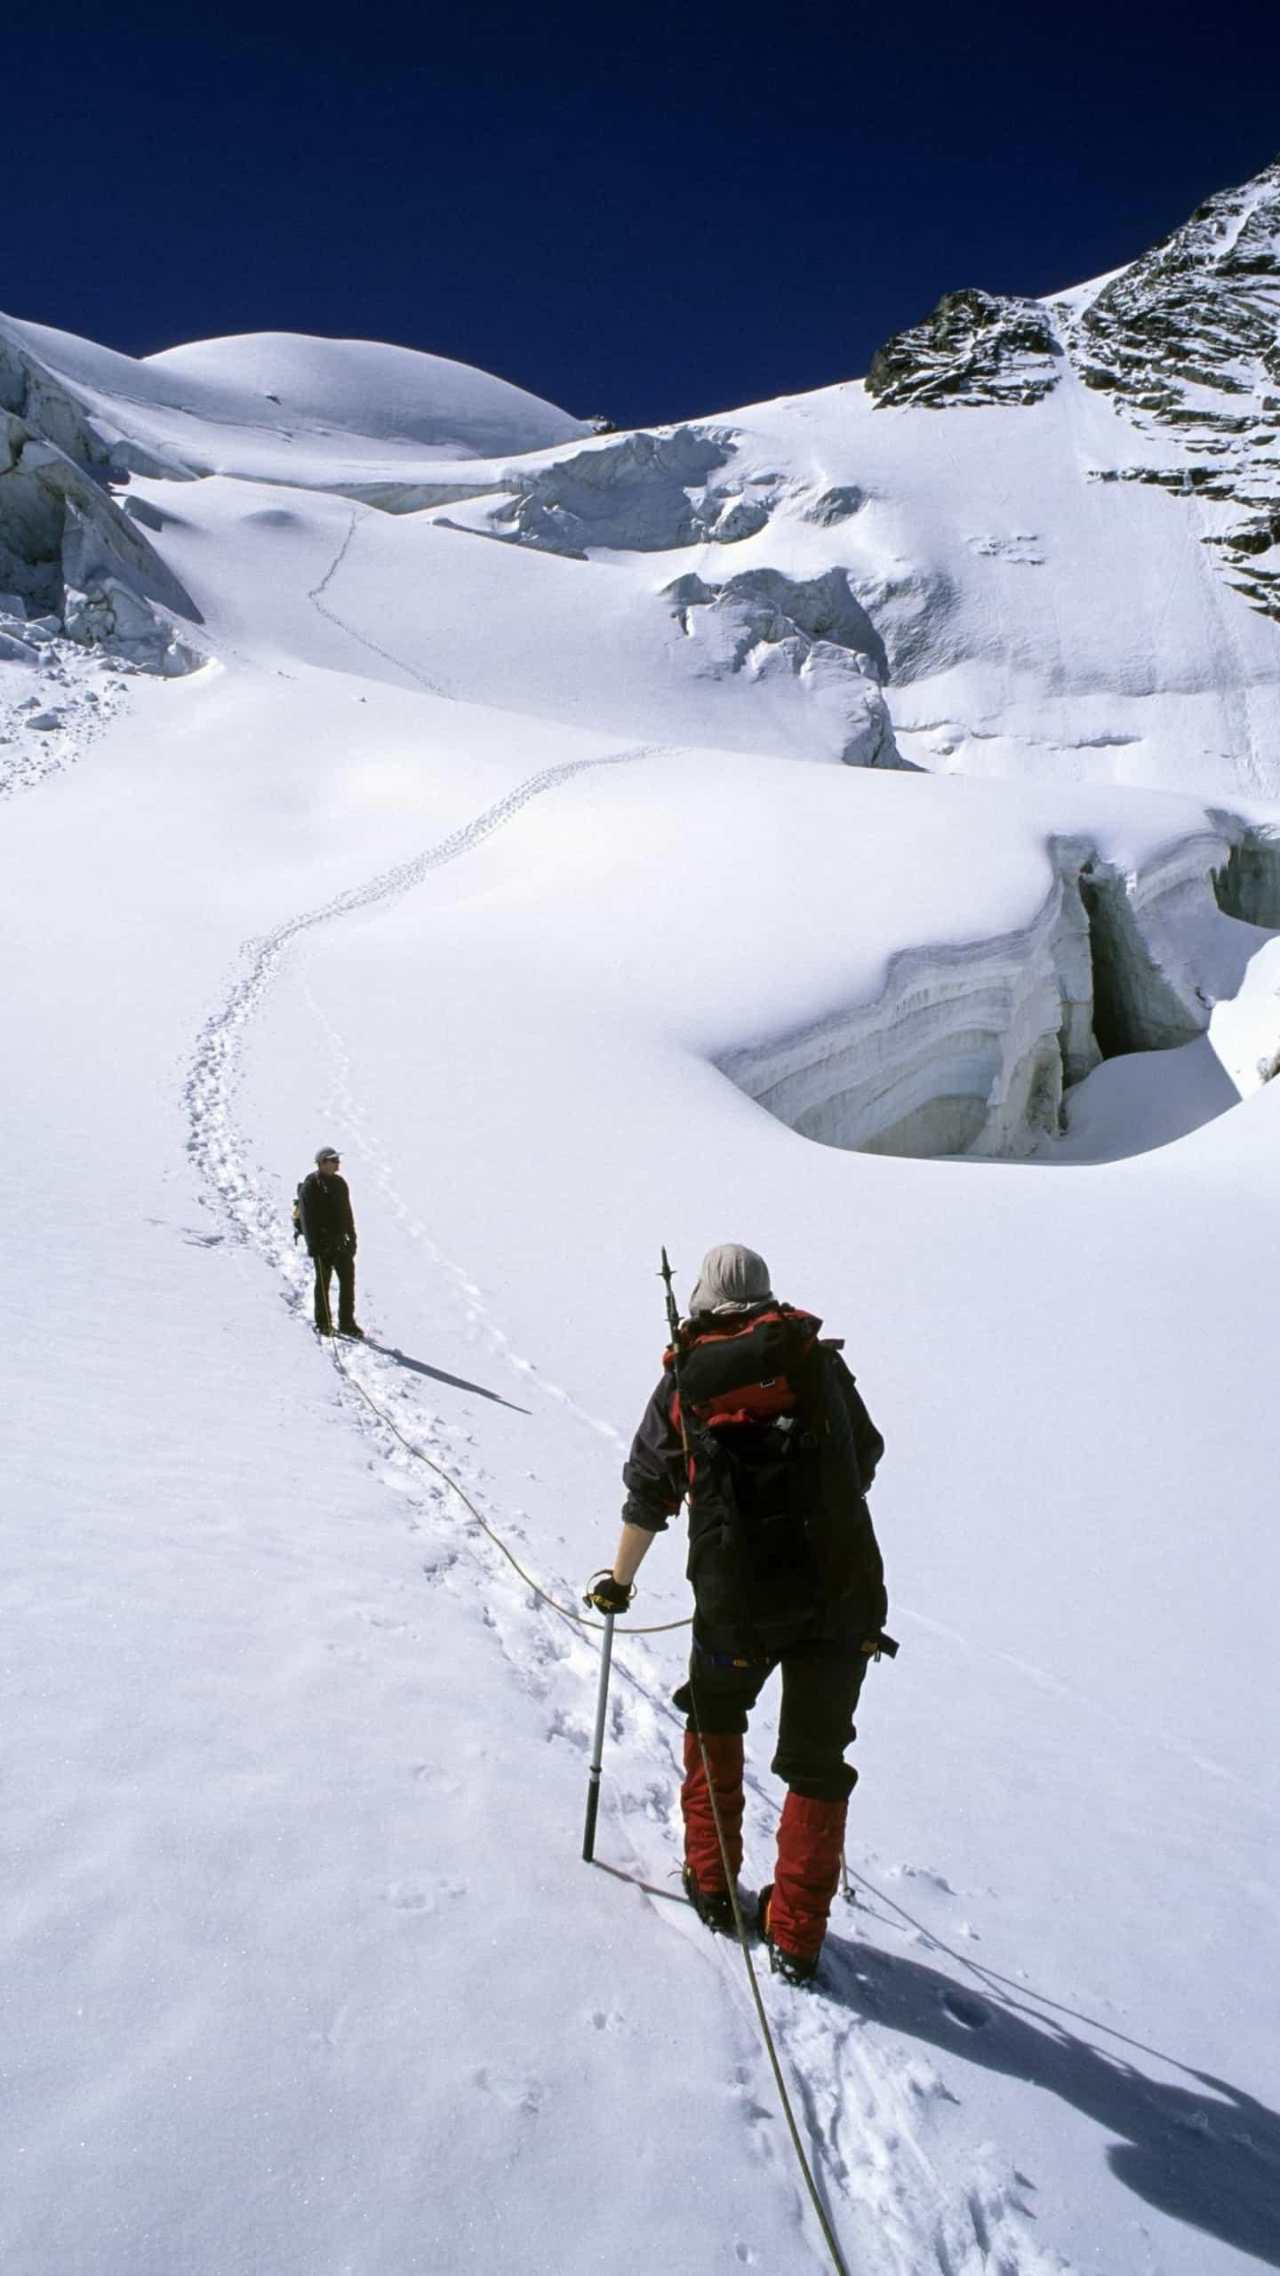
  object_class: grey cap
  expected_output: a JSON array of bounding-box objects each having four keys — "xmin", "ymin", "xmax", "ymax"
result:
[
  {"xmin": 688, "ymin": 1243, "xmax": 773, "ymax": 1318},
  {"xmin": 315, "ymin": 1146, "xmax": 340, "ymax": 1164}
]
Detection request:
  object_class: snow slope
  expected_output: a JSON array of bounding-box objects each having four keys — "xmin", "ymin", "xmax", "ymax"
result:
[
  {"xmin": 4, "ymin": 313, "xmax": 590, "ymax": 483},
  {"xmin": 4, "ymin": 161, "xmax": 1280, "ymax": 2276}
]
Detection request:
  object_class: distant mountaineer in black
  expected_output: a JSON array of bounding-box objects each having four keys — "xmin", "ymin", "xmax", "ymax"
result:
[{"xmin": 299, "ymin": 1147, "xmax": 364, "ymax": 1338}]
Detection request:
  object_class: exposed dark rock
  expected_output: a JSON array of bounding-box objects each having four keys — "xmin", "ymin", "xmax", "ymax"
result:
[
  {"xmin": 866, "ymin": 290, "xmax": 1064, "ymax": 410},
  {"xmin": 863, "ymin": 157, "xmax": 1280, "ymax": 624},
  {"xmin": 1060, "ymin": 157, "xmax": 1280, "ymax": 622}
]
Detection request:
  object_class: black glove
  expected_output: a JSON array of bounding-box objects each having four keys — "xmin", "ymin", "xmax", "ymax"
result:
[
  {"xmin": 861, "ymin": 1629, "xmax": 899, "ymax": 1660},
  {"xmin": 584, "ymin": 1571, "xmax": 634, "ymax": 1615}
]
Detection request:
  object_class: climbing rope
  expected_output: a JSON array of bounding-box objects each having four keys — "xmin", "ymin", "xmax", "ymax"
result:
[
  {"xmin": 330, "ymin": 1342, "xmax": 692, "ymax": 1636},
  {"xmin": 691, "ymin": 1697, "xmax": 853, "ymax": 2276},
  {"xmin": 324, "ymin": 1326, "xmax": 845, "ymax": 2269}
]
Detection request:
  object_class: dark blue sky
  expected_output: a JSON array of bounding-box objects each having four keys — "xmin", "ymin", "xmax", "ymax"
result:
[{"xmin": 10, "ymin": 0, "xmax": 1278, "ymax": 429}]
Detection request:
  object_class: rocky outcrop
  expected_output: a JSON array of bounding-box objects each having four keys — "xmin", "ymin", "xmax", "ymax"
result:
[
  {"xmin": 718, "ymin": 828, "xmax": 1254, "ymax": 1159},
  {"xmin": 862, "ymin": 158, "xmax": 1280, "ymax": 627},
  {"xmin": 662, "ymin": 566, "xmax": 901, "ymax": 766},
  {"xmin": 866, "ymin": 290, "xmax": 1065, "ymax": 410},
  {"xmin": 0, "ymin": 325, "xmax": 202, "ymax": 675},
  {"xmin": 1062, "ymin": 159, "xmax": 1280, "ymax": 622}
]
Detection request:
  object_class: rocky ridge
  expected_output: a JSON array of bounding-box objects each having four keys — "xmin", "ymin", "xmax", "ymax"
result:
[
  {"xmin": 865, "ymin": 289, "xmax": 1064, "ymax": 410},
  {"xmin": 866, "ymin": 158, "xmax": 1280, "ymax": 624},
  {"xmin": 1066, "ymin": 160, "xmax": 1280, "ymax": 622}
]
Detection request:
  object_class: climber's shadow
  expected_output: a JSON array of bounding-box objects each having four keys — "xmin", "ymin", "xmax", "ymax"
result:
[
  {"xmin": 364, "ymin": 1340, "xmax": 530, "ymax": 1413},
  {"xmin": 824, "ymin": 1927, "xmax": 1280, "ymax": 2266}
]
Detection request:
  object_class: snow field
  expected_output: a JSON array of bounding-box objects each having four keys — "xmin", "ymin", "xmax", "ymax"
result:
[
  {"xmin": 4, "ymin": 283, "xmax": 1280, "ymax": 2276},
  {"xmin": 237, "ymin": 744, "xmax": 1280, "ymax": 2275},
  {"xmin": 0, "ymin": 632, "xmax": 133, "ymax": 801},
  {"xmin": 0, "ymin": 704, "xmax": 827, "ymax": 2276}
]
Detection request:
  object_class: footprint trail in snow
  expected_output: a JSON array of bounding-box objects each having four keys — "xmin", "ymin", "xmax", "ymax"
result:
[{"xmin": 182, "ymin": 748, "xmax": 1080, "ymax": 2276}]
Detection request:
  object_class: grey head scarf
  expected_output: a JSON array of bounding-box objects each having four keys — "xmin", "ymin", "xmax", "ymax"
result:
[{"xmin": 688, "ymin": 1242, "xmax": 773, "ymax": 1319}]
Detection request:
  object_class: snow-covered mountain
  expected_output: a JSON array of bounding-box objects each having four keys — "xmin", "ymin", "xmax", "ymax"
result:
[
  {"xmin": 869, "ymin": 157, "xmax": 1280, "ymax": 627},
  {"xmin": 4, "ymin": 161, "xmax": 1279, "ymax": 2276}
]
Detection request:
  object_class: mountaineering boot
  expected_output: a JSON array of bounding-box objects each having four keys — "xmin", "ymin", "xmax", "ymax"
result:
[
  {"xmin": 757, "ymin": 1885, "xmax": 814, "ymax": 1984},
  {"xmin": 338, "ymin": 1321, "xmax": 365, "ymax": 1338},
  {"xmin": 757, "ymin": 1886, "xmax": 818, "ymax": 1984},
  {"xmin": 760, "ymin": 1791, "xmax": 849, "ymax": 1983},
  {"xmin": 682, "ymin": 1863, "xmax": 737, "ymax": 1934},
  {"xmin": 680, "ymin": 1729, "xmax": 745, "ymax": 1916}
]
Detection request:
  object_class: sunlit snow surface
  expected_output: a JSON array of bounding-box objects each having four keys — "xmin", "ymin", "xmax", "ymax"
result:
[{"xmin": 2, "ymin": 300, "xmax": 1279, "ymax": 2276}]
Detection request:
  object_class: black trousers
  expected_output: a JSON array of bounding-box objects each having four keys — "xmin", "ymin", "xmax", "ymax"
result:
[
  {"xmin": 674, "ymin": 1636, "xmax": 866, "ymax": 1801},
  {"xmin": 313, "ymin": 1248, "xmax": 356, "ymax": 1331}
]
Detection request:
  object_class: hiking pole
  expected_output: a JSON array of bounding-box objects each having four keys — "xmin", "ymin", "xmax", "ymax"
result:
[
  {"xmin": 582, "ymin": 1610, "xmax": 616, "ymax": 1862},
  {"xmin": 581, "ymin": 1249, "xmax": 685, "ymax": 1862}
]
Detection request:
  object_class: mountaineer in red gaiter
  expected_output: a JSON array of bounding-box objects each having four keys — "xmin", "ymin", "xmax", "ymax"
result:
[{"xmin": 588, "ymin": 1243, "xmax": 888, "ymax": 1984}]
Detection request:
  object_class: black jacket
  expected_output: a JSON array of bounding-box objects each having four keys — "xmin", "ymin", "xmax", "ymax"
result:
[
  {"xmin": 299, "ymin": 1170, "xmax": 356, "ymax": 1259},
  {"xmin": 622, "ymin": 1319, "xmax": 887, "ymax": 1650}
]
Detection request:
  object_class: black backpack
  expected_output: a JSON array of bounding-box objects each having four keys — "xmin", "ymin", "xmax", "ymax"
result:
[{"xmin": 671, "ymin": 1308, "xmax": 865, "ymax": 1648}]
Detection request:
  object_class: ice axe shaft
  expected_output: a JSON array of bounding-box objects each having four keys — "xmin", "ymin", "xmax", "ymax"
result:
[
  {"xmin": 581, "ymin": 1611, "xmax": 616, "ymax": 1862},
  {"xmin": 659, "ymin": 1244, "xmax": 681, "ymax": 1348}
]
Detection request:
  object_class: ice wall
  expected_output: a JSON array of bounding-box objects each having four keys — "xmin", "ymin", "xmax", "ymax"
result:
[
  {"xmin": 719, "ymin": 826, "xmax": 1267, "ymax": 1160},
  {"xmin": 1211, "ymin": 818, "xmax": 1280, "ymax": 927},
  {"xmin": 0, "ymin": 324, "xmax": 202, "ymax": 676},
  {"xmin": 664, "ymin": 565, "xmax": 900, "ymax": 767}
]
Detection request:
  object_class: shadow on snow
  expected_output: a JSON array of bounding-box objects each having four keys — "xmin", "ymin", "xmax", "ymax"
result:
[
  {"xmin": 362, "ymin": 1338, "xmax": 531, "ymax": 1413},
  {"xmin": 825, "ymin": 1925, "xmax": 1280, "ymax": 2267}
]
